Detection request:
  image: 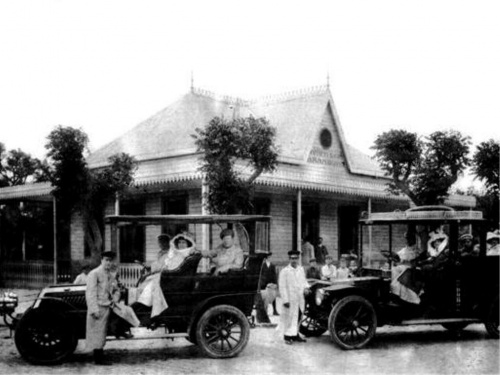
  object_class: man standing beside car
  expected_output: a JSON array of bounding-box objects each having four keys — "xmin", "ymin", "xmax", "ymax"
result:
[
  {"xmin": 85, "ymin": 251, "xmax": 118, "ymax": 365},
  {"xmin": 279, "ymin": 250, "xmax": 310, "ymax": 345}
]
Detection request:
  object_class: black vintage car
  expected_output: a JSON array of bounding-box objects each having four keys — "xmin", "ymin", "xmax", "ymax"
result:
[
  {"xmin": 300, "ymin": 206, "xmax": 499, "ymax": 349},
  {"xmin": 13, "ymin": 214, "xmax": 271, "ymax": 364}
]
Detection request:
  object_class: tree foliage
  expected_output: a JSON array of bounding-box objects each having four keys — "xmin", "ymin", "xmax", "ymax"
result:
[
  {"xmin": 472, "ymin": 139, "xmax": 499, "ymax": 195},
  {"xmin": 45, "ymin": 126, "xmax": 137, "ymax": 258},
  {"xmin": 45, "ymin": 126, "xmax": 90, "ymax": 212},
  {"xmin": 372, "ymin": 129, "xmax": 471, "ymax": 206},
  {"xmin": 0, "ymin": 142, "xmax": 50, "ymax": 187},
  {"xmin": 471, "ymin": 139, "xmax": 500, "ymax": 228},
  {"xmin": 194, "ymin": 116, "xmax": 279, "ymax": 214}
]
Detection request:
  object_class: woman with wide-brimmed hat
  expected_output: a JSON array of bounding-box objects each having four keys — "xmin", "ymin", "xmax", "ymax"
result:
[
  {"xmin": 136, "ymin": 232, "xmax": 198, "ymax": 318},
  {"xmin": 486, "ymin": 230, "xmax": 500, "ymax": 256}
]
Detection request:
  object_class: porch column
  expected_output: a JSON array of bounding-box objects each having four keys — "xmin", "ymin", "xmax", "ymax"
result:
[
  {"xmin": 53, "ymin": 196, "xmax": 57, "ymax": 284},
  {"xmin": 201, "ymin": 178, "xmax": 209, "ymax": 251},
  {"xmin": 367, "ymin": 198, "xmax": 372, "ymax": 265},
  {"xmin": 115, "ymin": 193, "xmax": 120, "ymax": 262},
  {"xmin": 20, "ymin": 202, "xmax": 26, "ymax": 261},
  {"xmin": 297, "ymin": 189, "xmax": 302, "ymax": 265}
]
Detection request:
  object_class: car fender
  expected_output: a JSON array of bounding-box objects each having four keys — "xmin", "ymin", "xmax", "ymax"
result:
[
  {"xmin": 323, "ymin": 284, "xmax": 378, "ymax": 308},
  {"xmin": 32, "ymin": 296, "xmax": 79, "ymax": 312}
]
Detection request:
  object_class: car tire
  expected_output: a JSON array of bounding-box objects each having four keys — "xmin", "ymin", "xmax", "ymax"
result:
[
  {"xmin": 14, "ymin": 308, "xmax": 78, "ymax": 365},
  {"xmin": 328, "ymin": 295, "xmax": 377, "ymax": 350},
  {"xmin": 195, "ymin": 304, "xmax": 250, "ymax": 358},
  {"xmin": 299, "ymin": 313, "xmax": 328, "ymax": 337},
  {"xmin": 484, "ymin": 297, "xmax": 499, "ymax": 339}
]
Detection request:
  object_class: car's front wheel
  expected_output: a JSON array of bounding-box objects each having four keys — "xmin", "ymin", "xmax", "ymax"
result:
[
  {"xmin": 484, "ymin": 297, "xmax": 499, "ymax": 339},
  {"xmin": 195, "ymin": 304, "xmax": 250, "ymax": 358},
  {"xmin": 299, "ymin": 312, "xmax": 328, "ymax": 337},
  {"xmin": 328, "ymin": 295, "xmax": 377, "ymax": 350},
  {"xmin": 14, "ymin": 308, "xmax": 78, "ymax": 365}
]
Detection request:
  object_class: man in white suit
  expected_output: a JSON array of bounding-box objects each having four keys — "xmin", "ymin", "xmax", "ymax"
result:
[{"xmin": 279, "ymin": 250, "xmax": 310, "ymax": 345}]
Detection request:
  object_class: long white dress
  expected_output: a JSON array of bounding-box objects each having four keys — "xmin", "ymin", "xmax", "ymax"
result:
[
  {"xmin": 278, "ymin": 265, "xmax": 309, "ymax": 337},
  {"xmin": 137, "ymin": 235, "xmax": 195, "ymax": 317}
]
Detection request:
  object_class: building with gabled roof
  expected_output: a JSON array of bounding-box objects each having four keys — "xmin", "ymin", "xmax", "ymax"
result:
[
  {"xmin": 0, "ymin": 84, "xmax": 476, "ymax": 287},
  {"xmin": 84, "ymin": 84, "xmax": 409, "ymax": 267}
]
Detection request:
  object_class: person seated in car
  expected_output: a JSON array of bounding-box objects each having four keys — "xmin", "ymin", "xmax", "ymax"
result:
[
  {"xmin": 336, "ymin": 256, "xmax": 350, "ymax": 280},
  {"xmin": 136, "ymin": 233, "xmax": 198, "ymax": 318},
  {"xmin": 383, "ymin": 229, "xmax": 424, "ymax": 305},
  {"xmin": 418, "ymin": 231, "xmax": 451, "ymax": 307},
  {"xmin": 201, "ymin": 228, "xmax": 244, "ymax": 276},
  {"xmin": 306, "ymin": 258, "xmax": 321, "ymax": 280},
  {"xmin": 320, "ymin": 255, "xmax": 337, "ymax": 281},
  {"xmin": 486, "ymin": 230, "xmax": 500, "ymax": 256},
  {"xmin": 458, "ymin": 234, "xmax": 479, "ymax": 257},
  {"xmin": 135, "ymin": 234, "xmax": 171, "ymax": 302}
]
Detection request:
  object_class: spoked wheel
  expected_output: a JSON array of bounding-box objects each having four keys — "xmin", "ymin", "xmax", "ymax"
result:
[
  {"xmin": 299, "ymin": 312, "xmax": 328, "ymax": 337},
  {"xmin": 484, "ymin": 297, "xmax": 499, "ymax": 339},
  {"xmin": 328, "ymin": 295, "xmax": 377, "ymax": 350},
  {"xmin": 442, "ymin": 322, "xmax": 470, "ymax": 333},
  {"xmin": 14, "ymin": 308, "xmax": 78, "ymax": 365},
  {"xmin": 196, "ymin": 304, "xmax": 250, "ymax": 358}
]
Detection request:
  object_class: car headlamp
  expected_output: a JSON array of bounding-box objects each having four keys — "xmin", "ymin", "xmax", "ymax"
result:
[{"xmin": 315, "ymin": 288, "xmax": 325, "ymax": 306}]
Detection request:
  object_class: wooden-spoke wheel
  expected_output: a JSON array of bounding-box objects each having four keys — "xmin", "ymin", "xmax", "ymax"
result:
[
  {"xmin": 299, "ymin": 313, "xmax": 328, "ymax": 337},
  {"xmin": 14, "ymin": 309, "xmax": 77, "ymax": 365},
  {"xmin": 196, "ymin": 305, "xmax": 250, "ymax": 358},
  {"xmin": 328, "ymin": 295, "xmax": 377, "ymax": 350},
  {"xmin": 485, "ymin": 297, "xmax": 499, "ymax": 339}
]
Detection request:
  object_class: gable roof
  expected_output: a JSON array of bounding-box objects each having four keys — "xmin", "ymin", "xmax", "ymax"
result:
[{"xmin": 87, "ymin": 85, "xmax": 385, "ymax": 178}]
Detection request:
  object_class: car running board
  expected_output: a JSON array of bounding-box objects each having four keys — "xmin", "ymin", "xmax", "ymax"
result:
[{"xmin": 399, "ymin": 318, "xmax": 480, "ymax": 325}]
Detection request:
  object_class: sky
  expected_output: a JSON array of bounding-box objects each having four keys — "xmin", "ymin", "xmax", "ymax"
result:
[{"xmin": 0, "ymin": 0, "xmax": 498, "ymax": 185}]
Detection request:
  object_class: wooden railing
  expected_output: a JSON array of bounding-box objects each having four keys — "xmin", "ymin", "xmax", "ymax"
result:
[
  {"xmin": 0, "ymin": 261, "xmax": 72, "ymax": 289},
  {"xmin": 118, "ymin": 263, "xmax": 143, "ymax": 288}
]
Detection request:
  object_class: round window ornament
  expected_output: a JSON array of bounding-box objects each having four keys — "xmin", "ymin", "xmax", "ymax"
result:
[{"xmin": 320, "ymin": 129, "xmax": 332, "ymax": 149}]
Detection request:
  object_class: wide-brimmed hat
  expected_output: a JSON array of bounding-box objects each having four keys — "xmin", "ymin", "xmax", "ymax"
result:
[
  {"xmin": 172, "ymin": 233, "xmax": 194, "ymax": 248},
  {"xmin": 486, "ymin": 230, "xmax": 500, "ymax": 243},
  {"xmin": 428, "ymin": 232, "xmax": 448, "ymax": 247}
]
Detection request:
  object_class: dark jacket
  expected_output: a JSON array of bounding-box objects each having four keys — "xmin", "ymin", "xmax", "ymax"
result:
[
  {"xmin": 259, "ymin": 261, "xmax": 277, "ymax": 290},
  {"xmin": 306, "ymin": 266, "xmax": 321, "ymax": 280}
]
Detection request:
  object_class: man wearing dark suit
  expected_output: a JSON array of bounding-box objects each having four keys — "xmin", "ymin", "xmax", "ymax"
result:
[{"xmin": 259, "ymin": 252, "xmax": 279, "ymax": 316}]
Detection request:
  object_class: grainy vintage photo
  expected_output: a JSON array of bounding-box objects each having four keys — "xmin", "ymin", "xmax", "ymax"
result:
[{"xmin": 0, "ymin": 1, "xmax": 498, "ymax": 374}]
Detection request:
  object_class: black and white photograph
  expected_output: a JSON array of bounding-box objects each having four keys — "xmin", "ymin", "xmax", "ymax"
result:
[{"xmin": 0, "ymin": 1, "xmax": 499, "ymax": 374}]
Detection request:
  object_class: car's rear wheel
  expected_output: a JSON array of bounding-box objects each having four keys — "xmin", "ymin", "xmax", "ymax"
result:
[
  {"xmin": 328, "ymin": 295, "xmax": 377, "ymax": 350},
  {"xmin": 484, "ymin": 297, "xmax": 499, "ymax": 339},
  {"xmin": 15, "ymin": 308, "xmax": 78, "ymax": 365},
  {"xmin": 195, "ymin": 304, "xmax": 250, "ymax": 358},
  {"xmin": 441, "ymin": 322, "xmax": 469, "ymax": 332},
  {"xmin": 299, "ymin": 313, "xmax": 328, "ymax": 337}
]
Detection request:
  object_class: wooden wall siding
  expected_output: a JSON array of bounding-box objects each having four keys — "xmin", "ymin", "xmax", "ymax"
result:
[
  {"xmin": 144, "ymin": 195, "xmax": 162, "ymax": 263},
  {"xmin": 70, "ymin": 211, "xmax": 85, "ymax": 261},
  {"xmin": 269, "ymin": 194, "xmax": 294, "ymax": 265},
  {"xmin": 319, "ymin": 200, "xmax": 338, "ymax": 260}
]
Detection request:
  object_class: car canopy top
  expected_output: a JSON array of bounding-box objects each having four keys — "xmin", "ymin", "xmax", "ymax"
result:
[
  {"xmin": 105, "ymin": 214, "xmax": 272, "ymax": 226},
  {"xmin": 359, "ymin": 206, "xmax": 484, "ymax": 225}
]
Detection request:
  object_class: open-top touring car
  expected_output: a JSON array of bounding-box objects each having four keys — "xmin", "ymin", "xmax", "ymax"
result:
[
  {"xmin": 13, "ymin": 214, "xmax": 271, "ymax": 364},
  {"xmin": 300, "ymin": 206, "xmax": 499, "ymax": 349}
]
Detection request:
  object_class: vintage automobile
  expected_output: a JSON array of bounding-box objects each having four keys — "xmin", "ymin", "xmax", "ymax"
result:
[
  {"xmin": 300, "ymin": 206, "xmax": 499, "ymax": 349},
  {"xmin": 13, "ymin": 214, "xmax": 271, "ymax": 364}
]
